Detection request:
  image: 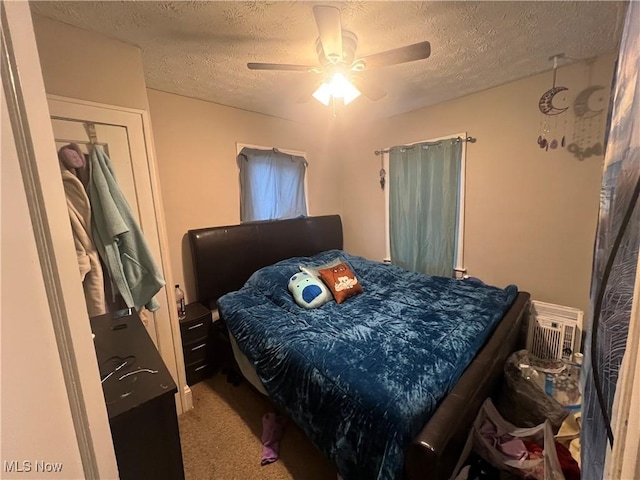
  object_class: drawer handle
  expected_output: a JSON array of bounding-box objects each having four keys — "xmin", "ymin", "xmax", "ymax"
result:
[
  {"xmin": 194, "ymin": 364, "xmax": 208, "ymax": 372},
  {"xmin": 188, "ymin": 322, "xmax": 204, "ymax": 330},
  {"xmin": 191, "ymin": 343, "xmax": 206, "ymax": 352}
]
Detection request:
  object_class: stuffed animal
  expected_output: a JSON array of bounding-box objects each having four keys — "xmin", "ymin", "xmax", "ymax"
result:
[{"xmin": 288, "ymin": 271, "xmax": 332, "ymax": 309}]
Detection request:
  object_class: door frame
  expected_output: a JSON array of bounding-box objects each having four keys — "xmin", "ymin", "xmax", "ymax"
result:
[
  {"xmin": 1, "ymin": 1, "xmax": 119, "ymax": 476},
  {"xmin": 47, "ymin": 94, "xmax": 191, "ymax": 414}
]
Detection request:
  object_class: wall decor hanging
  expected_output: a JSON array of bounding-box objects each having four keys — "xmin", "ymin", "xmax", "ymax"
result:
[
  {"xmin": 567, "ymin": 58, "xmax": 607, "ymax": 161},
  {"xmin": 379, "ymin": 154, "xmax": 386, "ymax": 190},
  {"xmin": 537, "ymin": 53, "xmax": 569, "ymax": 151}
]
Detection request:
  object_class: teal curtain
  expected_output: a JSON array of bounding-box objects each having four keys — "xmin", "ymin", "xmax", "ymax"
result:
[{"xmin": 389, "ymin": 139, "xmax": 462, "ymax": 276}]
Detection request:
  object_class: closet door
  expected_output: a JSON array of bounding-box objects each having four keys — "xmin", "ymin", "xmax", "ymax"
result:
[{"xmin": 47, "ymin": 96, "xmax": 188, "ymax": 413}]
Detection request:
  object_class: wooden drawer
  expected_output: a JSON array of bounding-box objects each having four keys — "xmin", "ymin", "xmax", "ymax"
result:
[
  {"xmin": 181, "ymin": 303, "xmax": 216, "ymax": 386},
  {"xmin": 180, "ymin": 318, "xmax": 209, "ymax": 345},
  {"xmin": 183, "ymin": 339, "xmax": 212, "ymax": 365},
  {"xmin": 179, "ymin": 303, "xmax": 212, "ymax": 344},
  {"xmin": 185, "ymin": 359, "xmax": 216, "ymax": 386}
]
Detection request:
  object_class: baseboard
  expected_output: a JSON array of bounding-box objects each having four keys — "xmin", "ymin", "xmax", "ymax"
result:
[{"xmin": 182, "ymin": 384, "xmax": 193, "ymax": 412}]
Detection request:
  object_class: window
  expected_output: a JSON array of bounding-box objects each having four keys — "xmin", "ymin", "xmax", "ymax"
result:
[
  {"xmin": 383, "ymin": 133, "xmax": 467, "ymax": 277},
  {"xmin": 237, "ymin": 145, "xmax": 308, "ymax": 222}
]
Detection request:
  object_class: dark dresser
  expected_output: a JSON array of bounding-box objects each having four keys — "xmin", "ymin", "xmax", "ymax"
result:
[{"xmin": 91, "ymin": 309, "xmax": 185, "ymax": 480}]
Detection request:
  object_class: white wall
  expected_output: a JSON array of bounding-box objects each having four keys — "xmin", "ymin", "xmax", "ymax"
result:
[
  {"xmin": 336, "ymin": 54, "xmax": 617, "ymax": 316},
  {"xmin": 148, "ymin": 89, "xmax": 341, "ymax": 303},
  {"xmin": 32, "ymin": 14, "xmax": 149, "ymax": 111}
]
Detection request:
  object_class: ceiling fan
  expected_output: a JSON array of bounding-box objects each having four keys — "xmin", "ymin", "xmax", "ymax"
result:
[{"xmin": 247, "ymin": 5, "xmax": 431, "ymax": 106}]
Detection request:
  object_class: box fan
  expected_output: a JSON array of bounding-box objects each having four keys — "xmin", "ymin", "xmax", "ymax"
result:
[{"xmin": 526, "ymin": 300, "xmax": 583, "ymax": 361}]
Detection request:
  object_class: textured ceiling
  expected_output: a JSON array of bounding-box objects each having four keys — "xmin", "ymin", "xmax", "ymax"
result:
[{"xmin": 30, "ymin": 1, "xmax": 627, "ymax": 123}]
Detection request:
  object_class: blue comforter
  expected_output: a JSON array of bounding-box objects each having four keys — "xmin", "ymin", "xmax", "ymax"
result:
[{"xmin": 217, "ymin": 250, "xmax": 518, "ymax": 479}]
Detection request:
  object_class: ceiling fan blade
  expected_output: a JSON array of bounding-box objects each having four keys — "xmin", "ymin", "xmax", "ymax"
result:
[
  {"xmin": 247, "ymin": 63, "xmax": 314, "ymax": 72},
  {"xmin": 313, "ymin": 5, "xmax": 343, "ymax": 63},
  {"xmin": 359, "ymin": 41, "xmax": 431, "ymax": 69},
  {"xmin": 351, "ymin": 76, "xmax": 387, "ymax": 101}
]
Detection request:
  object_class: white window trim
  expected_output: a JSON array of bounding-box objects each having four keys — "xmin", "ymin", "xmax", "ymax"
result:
[
  {"xmin": 236, "ymin": 142, "xmax": 310, "ymax": 216},
  {"xmin": 383, "ymin": 132, "xmax": 467, "ymax": 275}
]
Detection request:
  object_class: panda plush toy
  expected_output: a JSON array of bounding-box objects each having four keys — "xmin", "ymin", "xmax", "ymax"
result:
[{"xmin": 288, "ymin": 271, "xmax": 332, "ymax": 309}]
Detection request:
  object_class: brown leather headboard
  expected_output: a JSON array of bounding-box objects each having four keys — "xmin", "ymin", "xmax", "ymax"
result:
[{"xmin": 188, "ymin": 215, "xmax": 343, "ymax": 309}]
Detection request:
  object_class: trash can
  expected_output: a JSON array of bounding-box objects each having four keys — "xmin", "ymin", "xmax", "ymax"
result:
[{"xmin": 495, "ymin": 350, "xmax": 570, "ymax": 433}]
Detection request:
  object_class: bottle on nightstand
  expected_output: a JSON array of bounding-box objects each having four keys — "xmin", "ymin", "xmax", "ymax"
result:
[{"xmin": 175, "ymin": 284, "xmax": 186, "ymax": 320}]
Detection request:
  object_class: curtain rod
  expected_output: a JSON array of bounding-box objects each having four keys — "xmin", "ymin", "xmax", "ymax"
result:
[{"xmin": 374, "ymin": 135, "xmax": 476, "ymax": 156}]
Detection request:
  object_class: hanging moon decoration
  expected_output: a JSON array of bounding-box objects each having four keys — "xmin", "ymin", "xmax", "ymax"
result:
[
  {"xmin": 539, "ymin": 86, "xmax": 569, "ymax": 115},
  {"xmin": 573, "ymin": 85, "xmax": 605, "ymax": 118}
]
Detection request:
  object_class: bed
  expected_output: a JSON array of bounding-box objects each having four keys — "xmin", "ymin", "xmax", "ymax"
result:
[{"xmin": 188, "ymin": 215, "xmax": 530, "ymax": 480}]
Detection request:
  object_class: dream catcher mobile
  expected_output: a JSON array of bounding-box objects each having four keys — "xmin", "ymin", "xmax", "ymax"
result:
[
  {"xmin": 568, "ymin": 84, "xmax": 605, "ymax": 160},
  {"xmin": 568, "ymin": 58, "xmax": 606, "ymax": 160},
  {"xmin": 537, "ymin": 53, "xmax": 569, "ymax": 151}
]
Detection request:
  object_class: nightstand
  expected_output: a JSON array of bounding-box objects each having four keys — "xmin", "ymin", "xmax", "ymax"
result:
[{"xmin": 180, "ymin": 302, "xmax": 216, "ymax": 385}]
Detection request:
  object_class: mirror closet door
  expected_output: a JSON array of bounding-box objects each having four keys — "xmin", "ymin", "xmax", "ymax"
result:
[
  {"xmin": 50, "ymin": 118, "xmax": 159, "ymax": 340},
  {"xmin": 47, "ymin": 97, "xmax": 186, "ymax": 414}
]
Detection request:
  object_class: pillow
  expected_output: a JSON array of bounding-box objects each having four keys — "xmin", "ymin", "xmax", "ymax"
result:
[
  {"xmin": 299, "ymin": 257, "xmax": 343, "ymax": 279},
  {"xmin": 317, "ymin": 262, "xmax": 363, "ymax": 304},
  {"xmin": 288, "ymin": 271, "xmax": 332, "ymax": 309}
]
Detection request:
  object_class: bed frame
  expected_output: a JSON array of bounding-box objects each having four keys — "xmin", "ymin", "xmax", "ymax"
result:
[{"xmin": 188, "ymin": 214, "xmax": 530, "ymax": 480}]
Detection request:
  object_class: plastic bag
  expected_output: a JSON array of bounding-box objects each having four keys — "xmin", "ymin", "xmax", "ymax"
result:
[
  {"xmin": 452, "ymin": 398, "xmax": 565, "ymax": 480},
  {"xmin": 495, "ymin": 350, "xmax": 569, "ymax": 432}
]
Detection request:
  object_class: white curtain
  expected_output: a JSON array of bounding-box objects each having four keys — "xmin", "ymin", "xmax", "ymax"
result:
[{"xmin": 237, "ymin": 147, "xmax": 307, "ymax": 222}]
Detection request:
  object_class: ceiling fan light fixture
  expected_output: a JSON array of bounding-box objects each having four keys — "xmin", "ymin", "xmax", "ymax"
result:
[
  {"xmin": 247, "ymin": 7, "xmax": 430, "ymax": 107},
  {"xmin": 312, "ymin": 72, "xmax": 361, "ymax": 106},
  {"xmin": 312, "ymin": 82, "xmax": 333, "ymax": 106}
]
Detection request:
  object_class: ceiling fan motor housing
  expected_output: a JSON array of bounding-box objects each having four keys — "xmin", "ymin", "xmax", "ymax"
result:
[{"xmin": 316, "ymin": 30, "xmax": 358, "ymax": 68}]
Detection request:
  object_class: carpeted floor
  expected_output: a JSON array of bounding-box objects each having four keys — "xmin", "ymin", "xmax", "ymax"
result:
[{"xmin": 178, "ymin": 373, "xmax": 337, "ymax": 480}]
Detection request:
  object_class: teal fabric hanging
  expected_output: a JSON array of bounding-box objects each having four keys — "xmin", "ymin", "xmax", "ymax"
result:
[
  {"xmin": 389, "ymin": 139, "xmax": 462, "ymax": 276},
  {"xmin": 582, "ymin": 2, "xmax": 640, "ymax": 477}
]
